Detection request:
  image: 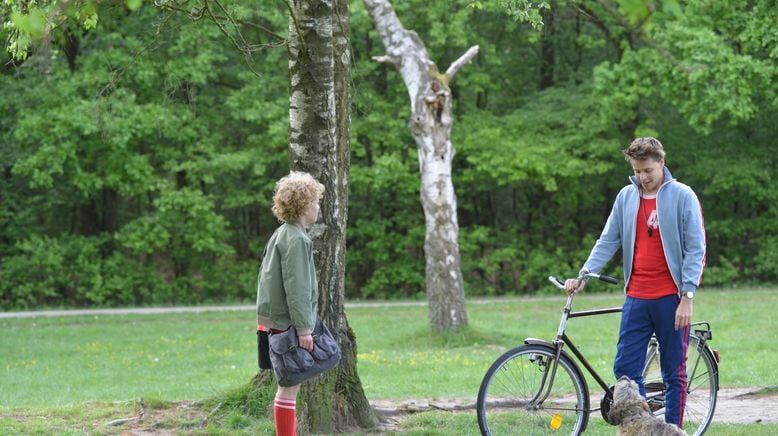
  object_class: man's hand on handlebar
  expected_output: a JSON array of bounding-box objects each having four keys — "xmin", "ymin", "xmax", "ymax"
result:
[
  {"xmin": 564, "ymin": 276, "xmax": 587, "ymax": 295},
  {"xmin": 564, "ymin": 269, "xmax": 594, "ymax": 295}
]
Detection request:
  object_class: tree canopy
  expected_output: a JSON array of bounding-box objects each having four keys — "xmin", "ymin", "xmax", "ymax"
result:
[{"xmin": 2, "ymin": 0, "xmax": 777, "ymax": 309}]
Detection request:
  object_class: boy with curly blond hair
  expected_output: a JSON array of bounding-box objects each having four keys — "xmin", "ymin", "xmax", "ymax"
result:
[{"xmin": 257, "ymin": 171, "xmax": 324, "ymax": 436}]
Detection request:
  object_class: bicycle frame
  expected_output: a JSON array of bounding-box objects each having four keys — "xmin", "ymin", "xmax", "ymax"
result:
[
  {"xmin": 566, "ymin": 303, "xmax": 624, "ymax": 396},
  {"xmin": 524, "ymin": 292, "xmax": 622, "ymax": 412}
]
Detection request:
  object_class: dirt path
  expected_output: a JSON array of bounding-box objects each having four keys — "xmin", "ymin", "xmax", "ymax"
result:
[
  {"xmin": 0, "ymin": 298, "xmax": 529, "ymax": 319},
  {"xmin": 712, "ymin": 387, "xmax": 778, "ymax": 424},
  {"xmin": 370, "ymin": 386, "xmax": 778, "ymax": 425}
]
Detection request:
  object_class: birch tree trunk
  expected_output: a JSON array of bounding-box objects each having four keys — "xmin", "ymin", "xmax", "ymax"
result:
[
  {"xmin": 288, "ymin": 0, "xmax": 377, "ymax": 432},
  {"xmin": 363, "ymin": 0, "xmax": 477, "ymax": 331}
]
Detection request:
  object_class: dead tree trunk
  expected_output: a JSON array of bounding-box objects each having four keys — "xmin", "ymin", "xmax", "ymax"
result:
[
  {"xmin": 363, "ymin": 0, "xmax": 476, "ymax": 331},
  {"xmin": 287, "ymin": 0, "xmax": 377, "ymax": 432}
]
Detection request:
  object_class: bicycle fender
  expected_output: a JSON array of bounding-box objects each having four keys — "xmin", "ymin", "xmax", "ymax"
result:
[
  {"xmin": 701, "ymin": 344, "xmax": 721, "ymax": 390},
  {"xmin": 524, "ymin": 338, "xmax": 556, "ymax": 348}
]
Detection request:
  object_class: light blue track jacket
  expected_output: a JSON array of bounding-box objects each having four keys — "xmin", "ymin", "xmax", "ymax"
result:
[{"xmin": 583, "ymin": 167, "xmax": 706, "ymax": 294}]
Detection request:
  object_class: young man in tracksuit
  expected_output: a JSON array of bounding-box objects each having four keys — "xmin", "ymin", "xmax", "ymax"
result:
[{"xmin": 565, "ymin": 137, "xmax": 706, "ymax": 428}]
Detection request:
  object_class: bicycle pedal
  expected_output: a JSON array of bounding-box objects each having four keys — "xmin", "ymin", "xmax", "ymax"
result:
[
  {"xmin": 647, "ymin": 395, "xmax": 665, "ymax": 403},
  {"xmin": 647, "ymin": 397, "xmax": 664, "ymax": 413}
]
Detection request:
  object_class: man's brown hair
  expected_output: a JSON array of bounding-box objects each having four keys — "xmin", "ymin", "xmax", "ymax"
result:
[{"xmin": 623, "ymin": 137, "xmax": 666, "ymax": 162}]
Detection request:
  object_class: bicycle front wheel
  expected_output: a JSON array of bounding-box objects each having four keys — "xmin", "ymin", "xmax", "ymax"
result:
[
  {"xmin": 643, "ymin": 334, "xmax": 718, "ymax": 435},
  {"xmin": 477, "ymin": 344, "xmax": 589, "ymax": 436}
]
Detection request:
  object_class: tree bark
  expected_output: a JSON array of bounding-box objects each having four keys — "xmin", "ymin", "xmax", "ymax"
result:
[
  {"xmin": 363, "ymin": 0, "xmax": 474, "ymax": 331},
  {"xmin": 287, "ymin": 0, "xmax": 377, "ymax": 432}
]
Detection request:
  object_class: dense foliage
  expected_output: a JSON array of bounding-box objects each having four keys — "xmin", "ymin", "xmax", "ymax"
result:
[{"xmin": 1, "ymin": 0, "xmax": 776, "ymax": 309}]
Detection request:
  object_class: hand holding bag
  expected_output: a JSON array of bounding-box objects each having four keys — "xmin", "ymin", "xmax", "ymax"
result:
[{"xmin": 268, "ymin": 317, "xmax": 341, "ymax": 387}]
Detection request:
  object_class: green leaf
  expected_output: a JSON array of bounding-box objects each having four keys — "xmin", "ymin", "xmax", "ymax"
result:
[
  {"xmin": 663, "ymin": 0, "xmax": 683, "ymax": 17},
  {"xmin": 11, "ymin": 9, "xmax": 47, "ymax": 39},
  {"xmin": 126, "ymin": 0, "xmax": 143, "ymax": 11},
  {"xmin": 616, "ymin": 0, "xmax": 651, "ymax": 27}
]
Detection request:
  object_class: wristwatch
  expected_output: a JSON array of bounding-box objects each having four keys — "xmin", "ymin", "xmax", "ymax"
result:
[{"xmin": 683, "ymin": 291, "xmax": 695, "ymax": 300}]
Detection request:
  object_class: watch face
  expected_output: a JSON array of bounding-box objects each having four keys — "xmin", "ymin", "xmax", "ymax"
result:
[{"xmin": 686, "ymin": 292, "xmax": 694, "ymax": 299}]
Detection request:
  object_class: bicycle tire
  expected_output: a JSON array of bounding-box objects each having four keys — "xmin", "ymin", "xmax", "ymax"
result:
[
  {"xmin": 477, "ymin": 344, "xmax": 589, "ymax": 435},
  {"xmin": 643, "ymin": 334, "xmax": 718, "ymax": 435}
]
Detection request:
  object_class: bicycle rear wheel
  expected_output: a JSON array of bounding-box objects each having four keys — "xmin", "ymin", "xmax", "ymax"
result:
[
  {"xmin": 477, "ymin": 344, "xmax": 589, "ymax": 435},
  {"xmin": 643, "ymin": 334, "xmax": 718, "ymax": 435}
]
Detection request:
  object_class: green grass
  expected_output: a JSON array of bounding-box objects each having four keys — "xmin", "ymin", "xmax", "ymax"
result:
[
  {"xmin": 0, "ymin": 312, "xmax": 258, "ymax": 407},
  {"xmin": 0, "ymin": 401, "xmax": 137, "ymax": 435},
  {"xmin": 348, "ymin": 294, "xmax": 624, "ymax": 401},
  {"xmin": 350, "ymin": 288, "xmax": 778, "ymax": 402},
  {"xmin": 1, "ymin": 288, "xmax": 777, "ymax": 434}
]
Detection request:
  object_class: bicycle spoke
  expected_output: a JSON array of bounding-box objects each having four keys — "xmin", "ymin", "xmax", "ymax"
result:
[{"xmin": 688, "ymin": 369, "xmax": 713, "ymax": 389}]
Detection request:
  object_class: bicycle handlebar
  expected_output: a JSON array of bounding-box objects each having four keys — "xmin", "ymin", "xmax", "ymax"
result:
[
  {"xmin": 595, "ymin": 274, "xmax": 620, "ymax": 284},
  {"xmin": 548, "ymin": 272, "xmax": 620, "ymax": 290}
]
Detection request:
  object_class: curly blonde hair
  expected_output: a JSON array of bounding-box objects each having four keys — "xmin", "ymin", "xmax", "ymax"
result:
[{"xmin": 271, "ymin": 172, "xmax": 325, "ymax": 223}]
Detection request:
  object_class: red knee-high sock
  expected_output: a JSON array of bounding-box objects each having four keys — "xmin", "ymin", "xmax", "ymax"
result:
[{"xmin": 274, "ymin": 396, "xmax": 297, "ymax": 436}]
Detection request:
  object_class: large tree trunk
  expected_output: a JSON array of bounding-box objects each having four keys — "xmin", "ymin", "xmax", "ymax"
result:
[
  {"xmin": 287, "ymin": 0, "xmax": 377, "ymax": 432},
  {"xmin": 363, "ymin": 0, "xmax": 475, "ymax": 331}
]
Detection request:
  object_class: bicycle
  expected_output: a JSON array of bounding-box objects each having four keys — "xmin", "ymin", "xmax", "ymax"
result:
[{"xmin": 476, "ymin": 272, "xmax": 719, "ymax": 435}]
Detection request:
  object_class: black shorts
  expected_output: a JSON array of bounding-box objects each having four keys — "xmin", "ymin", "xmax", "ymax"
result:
[{"xmin": 257, "ymin": 330, "xmax": 272, "ymax": 370}]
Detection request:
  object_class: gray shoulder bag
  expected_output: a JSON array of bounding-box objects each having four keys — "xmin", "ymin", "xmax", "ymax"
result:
[{"xmin": 268, "ymin": 317, "xmax": 341, "ymax": 387}]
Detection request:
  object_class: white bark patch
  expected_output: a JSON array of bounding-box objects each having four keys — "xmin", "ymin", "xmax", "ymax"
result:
[{"xmin": 401, "ymin": 62, "xmax": 424, "ymax": 110}]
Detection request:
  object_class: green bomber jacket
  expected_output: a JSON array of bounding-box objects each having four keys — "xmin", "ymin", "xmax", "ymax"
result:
[{"xmin": 256, "ymin": 223, "xmax": 318, "ymax": 336}]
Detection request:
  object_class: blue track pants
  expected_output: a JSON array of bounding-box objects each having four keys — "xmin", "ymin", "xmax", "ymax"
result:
[{"xmin": 613, "ymin": 294, "xmax": 690, "ymax": 427}]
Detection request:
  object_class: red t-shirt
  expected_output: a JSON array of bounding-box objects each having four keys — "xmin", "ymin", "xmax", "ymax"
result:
[{"xmin": 628, "ymin": 196, "xmax": 678, "ymax": 299}]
